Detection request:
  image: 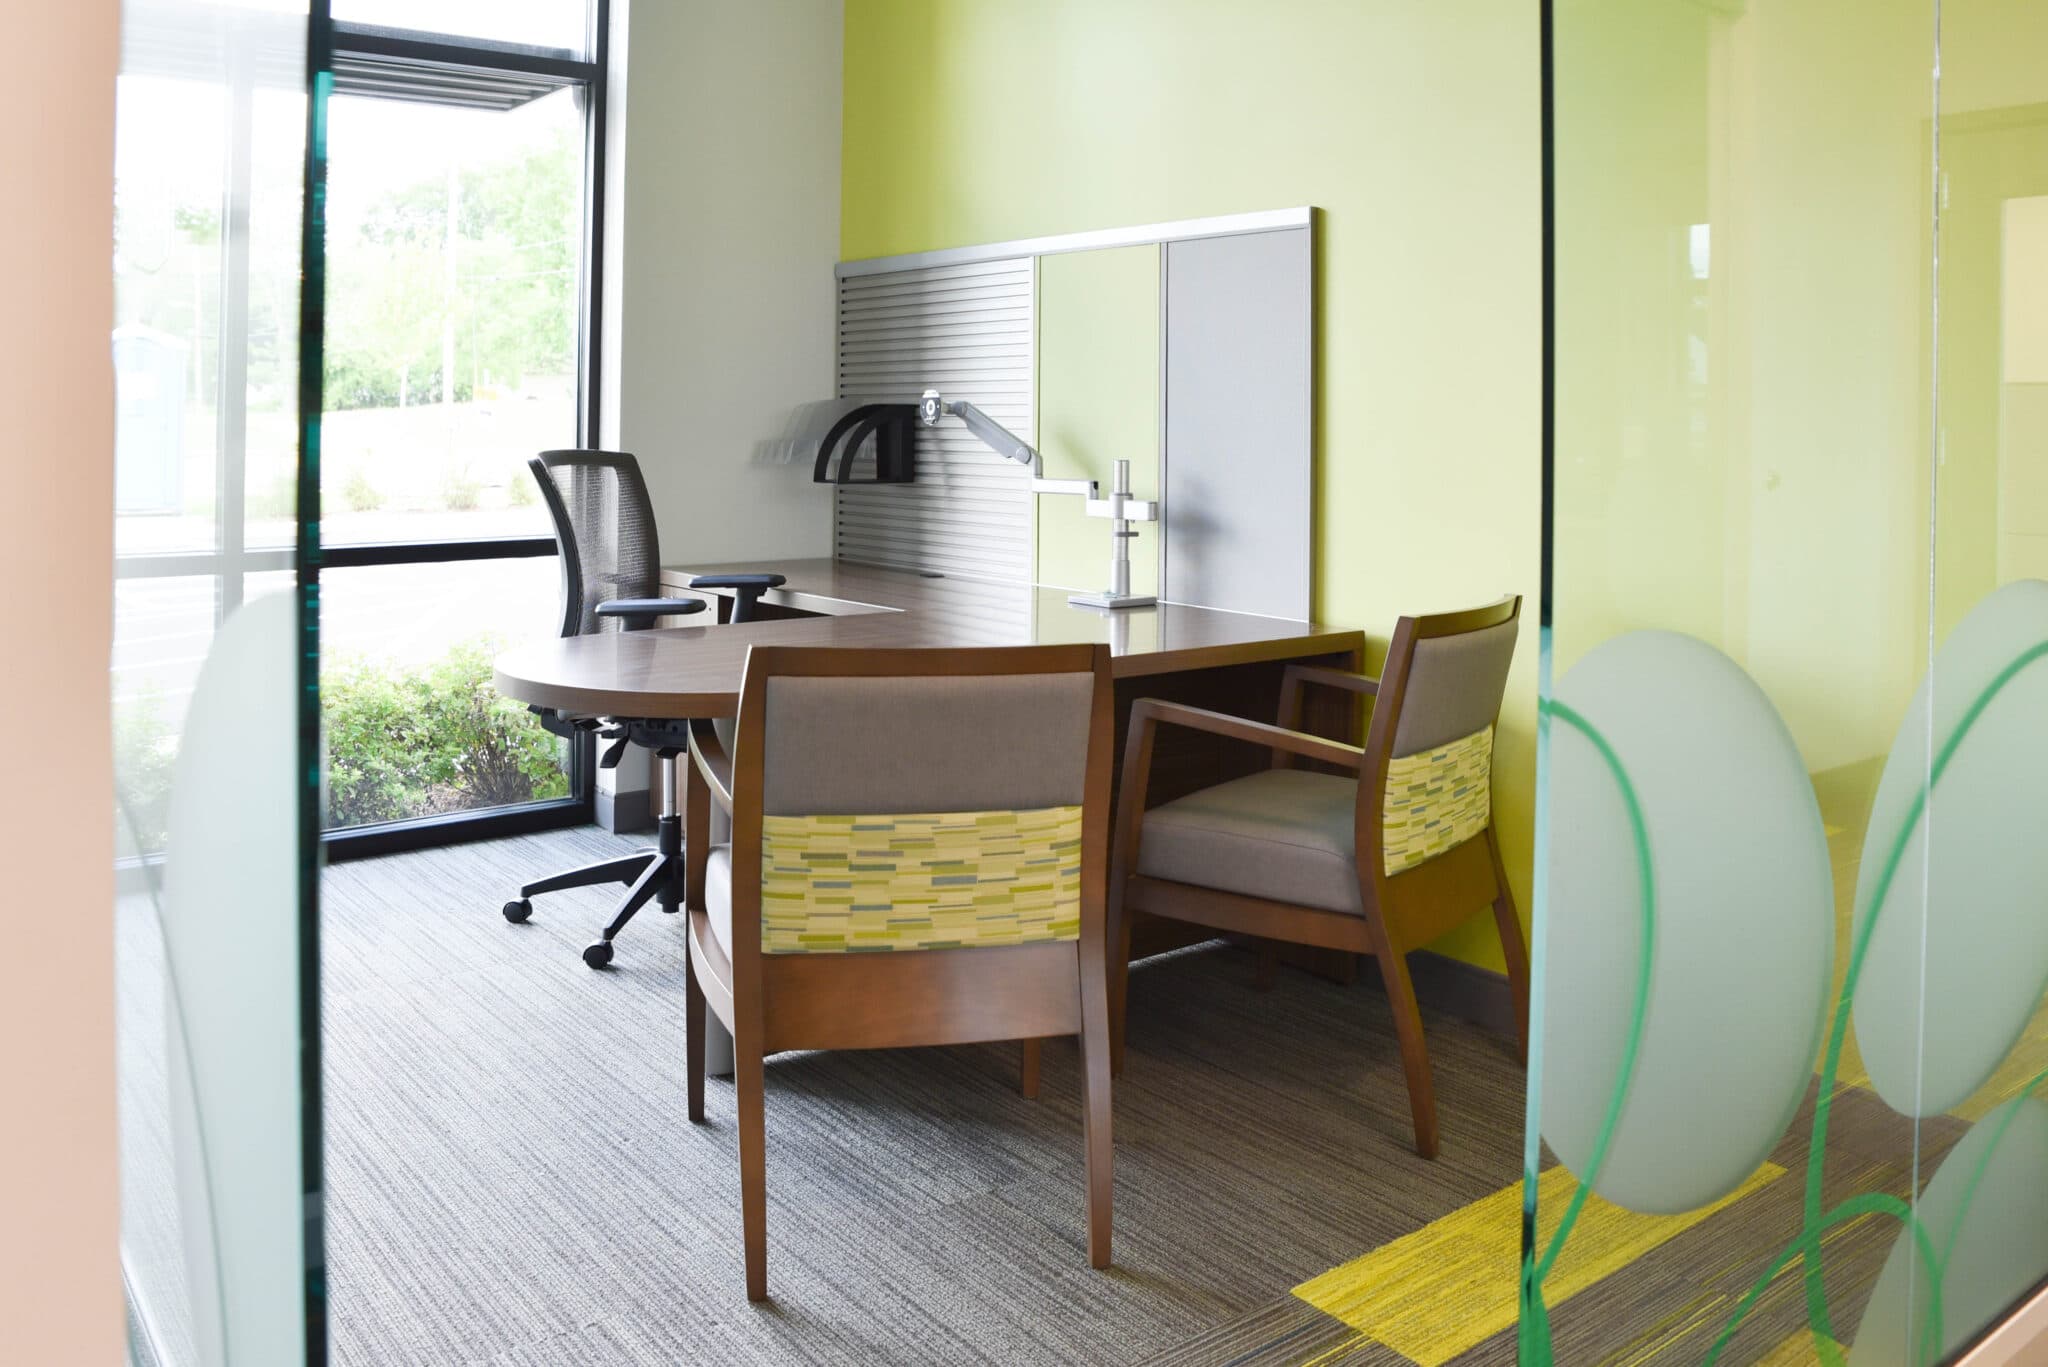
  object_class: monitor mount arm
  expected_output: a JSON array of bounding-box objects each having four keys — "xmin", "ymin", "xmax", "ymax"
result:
[{"xmin": 918, "ymin": 389, "xmax": 1159, "ymax": 609}]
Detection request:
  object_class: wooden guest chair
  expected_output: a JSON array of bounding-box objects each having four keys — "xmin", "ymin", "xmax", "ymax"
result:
[
  {"xmin": 1109, "ymin": 597, "xmax": 1530, "ymax": 1159},
  {"xmin": 683, "ymin": 643, "xmax": 1117, "ymax": 1301}
]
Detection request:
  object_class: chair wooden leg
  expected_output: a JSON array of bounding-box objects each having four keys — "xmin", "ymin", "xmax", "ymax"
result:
[
  {"xmin": 1108, "ymin": 901, "xmax": 1133, "ymax": 1077},
  {"xmin": 1487, "ymin": 833, "xmax": 1533, "ymax": 1064},
  {"xmin": 685, "ymin": 938, "xmax": 707, "ymax": 1124},
  {"xmin": 1077, "ymin": 940, "xmax": 1115, "ymax": 1268},
  {"xmin": 1019, "ymin": 1039, "xmax": 1042, "ymax": 1099},
  {"xmin": 736, "ymin": 1043, "xmax": 769, "ymax": 1301},
  {"xmin": 1377, "ymin": 944, "xmax": 1440, "ymax": 1160},
  {"xmin": 1494, "ymin": 892, "xmax": 1532, "ymax": 1064}
]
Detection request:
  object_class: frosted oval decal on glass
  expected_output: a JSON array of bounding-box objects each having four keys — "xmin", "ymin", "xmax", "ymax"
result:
[
  {"xmin": 163, "ymin": 591, "xmax": 305, "ymax": 1367},
  {"xmin": 1851, "ymin": 579, "xmax": 2048, "ymax": 1118},
  {"xmin": 1542, "ymin": 631, "xmax": 1832, "ymax": 1214},
  {"xmin": 1853, "ymin": 1092, "xmax": 2048, "ymax": 1365}
]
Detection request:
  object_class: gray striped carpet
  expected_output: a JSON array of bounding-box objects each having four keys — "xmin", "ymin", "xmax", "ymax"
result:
[{"xmin": 320, "ymin": 827, "xmax": 1528, "ymax": 1366}]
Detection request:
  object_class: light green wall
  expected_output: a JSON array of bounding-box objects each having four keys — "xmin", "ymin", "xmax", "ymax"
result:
[
  {"xmin": 842, "ymin": 0, "xmax": 1541, "ymax": 971},
  {"xmin": 1036, "ymin": 245, "xmax": 1160, "ymax": 596}
]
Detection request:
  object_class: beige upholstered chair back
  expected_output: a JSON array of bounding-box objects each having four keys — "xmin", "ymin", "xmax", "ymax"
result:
[
  {"xmin": 734, "ymin": 647, "xmax": 1107, "ymax": 955},
  {"xmin": 1388, "ymin": 617, "xmax": 1519, "ymax": 758},
  {"xmin": 1374, "ymin": 602, "xmax": 1520, "ymax": 877},
  {"xmin": 758, "ymin": 672, "xmax": 1095, "ymax": 816}
]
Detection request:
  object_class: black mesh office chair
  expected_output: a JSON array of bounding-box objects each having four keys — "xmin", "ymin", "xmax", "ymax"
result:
[{"xmin": 503, "ymin": 449, "xmax": 784, "ymax": 967}]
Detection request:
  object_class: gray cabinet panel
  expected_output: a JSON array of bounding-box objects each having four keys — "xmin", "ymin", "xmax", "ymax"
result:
[{"xmin": 1163, "ymin": 227, "xmax": 1313, "ymax": 619}]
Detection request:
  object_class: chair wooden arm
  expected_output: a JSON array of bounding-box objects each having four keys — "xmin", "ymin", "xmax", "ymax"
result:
[
  {"xmin": 1277, "ymin": 664, "xmax": 1380, "ymax": 765},
  {"xmin": 1131, "ymin": 699, "xmax": 1366, "ymax": 769},
  {"xmin": 1282, "ymin": 663, "xmax": 1379, "ymax": 699},
  {"xmin": 687, "ymin": 718, "xmax": 734, "ymax": 815},
  {"xmin": 1278, "ymin": 662, "xmax": 1379, "ymax": 731}
]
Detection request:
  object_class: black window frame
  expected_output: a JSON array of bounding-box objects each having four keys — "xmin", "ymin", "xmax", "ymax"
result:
[{"xmin": 316, "ymin": 1, "xmax": 611, "ymax": 861}]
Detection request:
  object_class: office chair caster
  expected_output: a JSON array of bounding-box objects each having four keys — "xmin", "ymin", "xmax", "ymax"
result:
[
  {"xmin": 502, "ymin": 899, "xmax": 533, "ymax": 924},
  {"xmin": 582, "ymin": 940, "xmax": 614, "ymax": 969}
]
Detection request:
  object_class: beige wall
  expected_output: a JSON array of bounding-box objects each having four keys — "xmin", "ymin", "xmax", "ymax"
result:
[
  {"xmin": 599, "ymin": 0, "xmax": 844, "ymax": 810},
  {"xmin": 0, "ymin": 2, "xmax": 121, "ymax": 1362},
  {"xmin": 604, "ymin": 0, "xmax": 843, "ymax": 562}
]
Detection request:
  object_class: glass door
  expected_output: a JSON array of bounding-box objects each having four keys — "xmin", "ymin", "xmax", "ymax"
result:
[
  {"xmin": 114, "ymin": 0, "xmax": 325, "ymax": 1363},
  {"xmin": 1524, "ymin": 1, "xmax": 2048, "ymax": 1362}
]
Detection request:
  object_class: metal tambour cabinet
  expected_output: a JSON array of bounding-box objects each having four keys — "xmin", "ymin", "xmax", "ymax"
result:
[{"xmin": 833, "ymin": 256, "xmax": 1036, "ymax": 583}]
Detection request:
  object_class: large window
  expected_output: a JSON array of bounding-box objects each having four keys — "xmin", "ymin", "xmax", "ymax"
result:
[
  {"xmin": 114, "ymin": 5, "xmax": 607, "ymax": 860},
  {"xmin": 316, "ymin": 5, "xmax": 608, "ymax": 852}
]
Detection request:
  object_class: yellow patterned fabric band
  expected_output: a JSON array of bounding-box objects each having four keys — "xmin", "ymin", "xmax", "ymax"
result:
[
  {"xmin": 759, "ymin": 806, "xmax": 1084, "ymax": 954},
  {"xmin": 1382, "ymin": 725, "xmax": 1494, "ymax": 875}
]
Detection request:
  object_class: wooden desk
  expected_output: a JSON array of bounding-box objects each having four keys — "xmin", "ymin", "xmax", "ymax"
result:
[
  {"xmin": 495, "ymin": 559, "xmax": 1364, "ymax": 1068},
  {"xmin": 497, "ymin": 559, "xmax": 1363, "ymax": 727},
  {"xmin": 498, "ymin": 558, "xmax": 1364, "ymax": 813}
]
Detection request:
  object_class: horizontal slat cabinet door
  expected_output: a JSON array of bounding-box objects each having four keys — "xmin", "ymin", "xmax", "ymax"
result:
[{"xmin": 835, "ymin": 257, "xmax": 1035, "ymax": 586}]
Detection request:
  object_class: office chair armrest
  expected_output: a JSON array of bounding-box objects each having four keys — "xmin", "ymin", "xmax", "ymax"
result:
[
  {"xmin": 686, "ymin": 573, "xmax": 787, "ymax": 592},
  {"xmin": 1131, "ymin": 699, "xmax": 1366, "ymax": 770},
  {"xmin": 687, "ymin": 718, "xmax": 734, "ymax": 815},
  {"xmin": 688, "ymin": 573, "xmax": 788, "ymax": 625},
  {"xmin": 594, "ymin": 596, "xmax": 709, "ymax": 627}
]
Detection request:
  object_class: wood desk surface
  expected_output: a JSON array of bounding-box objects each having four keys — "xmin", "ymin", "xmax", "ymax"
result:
[{"xmin": 494, "ymin": 558, "xmax": 1363, "ymax": 719}]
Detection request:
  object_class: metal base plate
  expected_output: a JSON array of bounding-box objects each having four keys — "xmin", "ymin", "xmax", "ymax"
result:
[{"xmin": 1068, "ymin": 592, "xmax": 1158, "ymax": 610}]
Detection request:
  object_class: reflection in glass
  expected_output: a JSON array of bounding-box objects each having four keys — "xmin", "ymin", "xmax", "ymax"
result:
[{"xmin": 112, "ymin": 77, "xmax": 225, "ymax": 557}]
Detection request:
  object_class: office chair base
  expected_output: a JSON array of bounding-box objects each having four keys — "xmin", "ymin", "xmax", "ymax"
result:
[
  {"xmin": 503, "ymin": 750, "xmax": 687, "ymax": 968},
  {"xmin": 580, "ymin": 766, "xmax": 688, "ymax": 969},
  {"xmin": 507, "ymin": 848, "xmax": 664, "ymax": 964},
  {"xmin": 517, "ymin": 850, "xmax": 660, "ymax": 901}
]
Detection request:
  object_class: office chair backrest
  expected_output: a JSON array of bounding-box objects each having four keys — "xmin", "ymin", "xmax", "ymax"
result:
[
  {"xmin": 529, "ymin": 449, "xmax": 662, "ymax": 638},
  {"xmin": 729, "ymin": 644, "xmax": 1114, "ymax": 956},
  {"xmin": 1366, "ymin": 596, "xmax": 1521, "ymax": 877}
]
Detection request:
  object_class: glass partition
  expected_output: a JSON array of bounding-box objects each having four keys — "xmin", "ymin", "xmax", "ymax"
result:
[
  {"xmin": 1525, "ymin": 0, "xmax": 2048, "ymax": 1361},
  {"xmin": 114, "ymin": 0, "xmax": 324, "ymax": 1363}
]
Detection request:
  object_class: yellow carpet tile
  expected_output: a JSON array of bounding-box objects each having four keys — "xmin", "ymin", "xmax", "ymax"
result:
[
  {"xmin": 1755, "ymin": 1326, "xmax": 1846, "ymax": 1365},
  {"xmin": 1293, "ymin": 1162, "xmax": 1786, "ymax": 1367}
]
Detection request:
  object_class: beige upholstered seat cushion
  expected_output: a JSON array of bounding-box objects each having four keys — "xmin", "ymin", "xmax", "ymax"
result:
[
  {"xmin": 1135, "ymin": 768, "xmax": 1363, "ymax": 915},
  {"xmin": 704, "ymin": 844, "xmax": 736, "ymax": 960}
]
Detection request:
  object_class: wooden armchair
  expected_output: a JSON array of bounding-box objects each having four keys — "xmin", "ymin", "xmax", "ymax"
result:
[
  {"xmin": 684, "ymin": 643, "xmax": 1117, "ymax": 1300},
  {"xmin": 1109, "ymin": 597, "xmax": 1530, "ymax": 1158}
]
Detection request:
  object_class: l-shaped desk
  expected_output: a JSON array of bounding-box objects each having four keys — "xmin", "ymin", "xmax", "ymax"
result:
[
  {"xmin": 497, "ymin": 559, "xmax": 1363, "ymax": 722},
  {"xmin": 494, "ymin": 558, "xmax": 1366, "ymax": 1067}
]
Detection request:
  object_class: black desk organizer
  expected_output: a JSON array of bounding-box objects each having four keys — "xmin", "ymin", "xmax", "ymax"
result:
[{"xmin": 812, "ymin": 402, "xmax": 918, "ymax": 484}]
